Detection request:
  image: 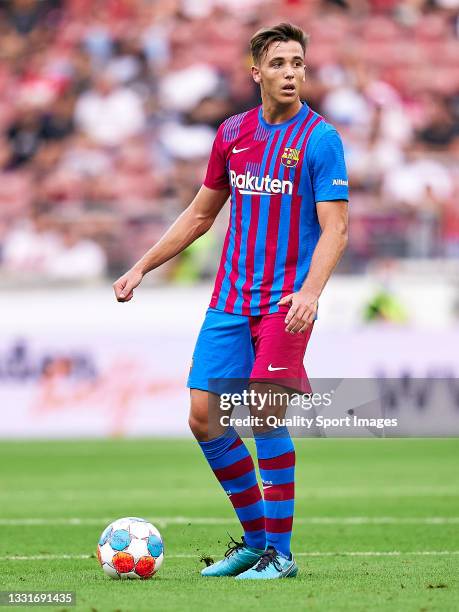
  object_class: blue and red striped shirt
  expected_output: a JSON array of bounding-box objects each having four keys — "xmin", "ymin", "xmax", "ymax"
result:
[{"xmin": 204, "ymin": 102, "xmax": 349, "ymax": 316}]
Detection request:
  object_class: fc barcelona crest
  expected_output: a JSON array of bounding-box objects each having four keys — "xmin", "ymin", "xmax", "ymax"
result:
[{"xmin": 280, "ymin": 147, "xmax": 300, "ymax": 168}]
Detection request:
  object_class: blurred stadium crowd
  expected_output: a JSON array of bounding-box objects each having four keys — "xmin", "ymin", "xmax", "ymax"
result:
[{"xmin": 1, "ymin": 0, "xmax": 459, "ymax": 283}]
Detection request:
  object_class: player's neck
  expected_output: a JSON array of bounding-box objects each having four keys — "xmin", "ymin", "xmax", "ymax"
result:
[{"xmin": 261, "ymin": 97, "xmax": 303, "ymax": 125}]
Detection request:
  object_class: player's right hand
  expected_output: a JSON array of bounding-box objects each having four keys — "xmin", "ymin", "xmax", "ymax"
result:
[{"xmin": 113, "ymin": 267, "xmax": 144, "ymax": 302}]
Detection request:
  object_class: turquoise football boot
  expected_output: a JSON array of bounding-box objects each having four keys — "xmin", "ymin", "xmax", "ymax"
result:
[
  {"xmin": 201, "ymin": 536, "xmax": 264, "ymax": 577},
  {"xmin": 235, "ymin": 546, "xmax": 298, "ymax": 580}
]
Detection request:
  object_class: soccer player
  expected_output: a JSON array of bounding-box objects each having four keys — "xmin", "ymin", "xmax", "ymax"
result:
[{"xmin": 113, "ymin": 22, "xmax": 349, "ymax": 579}]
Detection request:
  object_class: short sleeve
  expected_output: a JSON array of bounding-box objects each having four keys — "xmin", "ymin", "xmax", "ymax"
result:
[
  {"xmin": 204, "ymin": 125, "xmax": 229, "ymax": 190},
  {"xmin": 310, "ymin": 129, "xmax": 349, "ymax": 202}
]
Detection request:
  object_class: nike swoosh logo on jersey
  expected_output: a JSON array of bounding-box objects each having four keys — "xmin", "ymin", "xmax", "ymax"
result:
[
  {"xmin": 268, "ymin": 364, "xmax": 288, "ymax": 371},
  {"xmin": 232, "ymin": 146, "xmax": 249, "ymax": 154}
]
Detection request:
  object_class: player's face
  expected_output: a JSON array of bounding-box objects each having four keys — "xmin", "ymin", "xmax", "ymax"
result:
[{"xmin": 252, "ymin": 40, "xmax": 306, "ymax": 106}]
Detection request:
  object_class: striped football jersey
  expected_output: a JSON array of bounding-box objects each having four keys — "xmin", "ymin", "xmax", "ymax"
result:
[{"xmin": 204, "ymin": 103, "xmax": 349, "ymax": 315}]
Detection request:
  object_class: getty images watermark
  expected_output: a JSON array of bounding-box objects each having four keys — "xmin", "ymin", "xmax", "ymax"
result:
[
  {"xmin": 207, "ymin": 378, "xmax": 459, "ymax": 437},
  {"xmin": 218, "ymin": 388, "xmax": 398, "ymax": 431}
]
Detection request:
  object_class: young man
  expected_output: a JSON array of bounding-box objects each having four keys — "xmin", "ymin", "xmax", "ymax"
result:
[{"xmin": 113, "ymin": 23, "xmax": 349, "ymax": 579}]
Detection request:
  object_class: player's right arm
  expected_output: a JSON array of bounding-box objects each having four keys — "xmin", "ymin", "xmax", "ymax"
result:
[{"xmin": 113, "ymin": 185, "xmax": 229, "ymax": 302}]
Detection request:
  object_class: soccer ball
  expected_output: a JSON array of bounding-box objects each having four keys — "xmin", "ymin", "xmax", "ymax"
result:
[{"xmin": 97, "ymin": 517, "xmax": 164, "ymax": 579}]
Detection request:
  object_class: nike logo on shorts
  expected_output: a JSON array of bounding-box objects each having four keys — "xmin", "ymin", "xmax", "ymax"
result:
[
  {"xmin": 268, "ymin": 364, "xmax": 288, "ymax": 371},
  {"xmin": 232, "ymin": 146, "xmax": 249, "ymax": 154}
]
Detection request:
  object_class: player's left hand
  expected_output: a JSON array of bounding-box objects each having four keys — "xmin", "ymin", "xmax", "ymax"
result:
[{"xmin": 278, "ymin": 289, "xmax": 318, "ymax": 334}]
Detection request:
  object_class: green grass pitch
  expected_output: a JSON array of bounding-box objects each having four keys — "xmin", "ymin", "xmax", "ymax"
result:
[{"xmin": 0, "ymin": 438, "xmax": 458, "ymax": 611}]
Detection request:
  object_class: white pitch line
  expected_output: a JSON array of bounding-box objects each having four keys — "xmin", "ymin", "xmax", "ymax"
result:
[
  {"xmin": 2, "ymin": 554, "xmax": 92, "ymax": 561},
  {"xmin": 1, "ymin": 517, "xmax": 459, "ymax": 526},
  {"xmin": 1, "ymin": 551, "xmax": 459, "ymax": 561},
  {"xmin": 2, "ymin": 485, "xmax": 458, "ymax": 499}
]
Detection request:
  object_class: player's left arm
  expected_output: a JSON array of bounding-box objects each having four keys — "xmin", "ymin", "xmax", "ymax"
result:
[
  {"xmin": 279, "ymin": 127, "xmax": 349, "ymax": 333},
  {"xmin": 279, "ymin": 201, "xmax": 348, "ymax": 333}
]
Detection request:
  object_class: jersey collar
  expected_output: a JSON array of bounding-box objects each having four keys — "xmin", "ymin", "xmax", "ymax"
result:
[{"xmin": 258, "ymin": 102, "xmax": 309, "ymax": 131}]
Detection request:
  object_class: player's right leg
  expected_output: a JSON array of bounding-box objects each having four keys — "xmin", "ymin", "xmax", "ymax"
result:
[
  {"xmin": 189, "ymin": 389, "xmax": 265, "ymax": 576},
  {"xmin": 187, "ymin": 308, "xmax": 266, "ymax": 576}
]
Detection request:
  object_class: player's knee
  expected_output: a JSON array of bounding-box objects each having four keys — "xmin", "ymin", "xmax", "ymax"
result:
[{"xmin": 188, "ymin": 410, "xmax": 209, "ymax": 441}]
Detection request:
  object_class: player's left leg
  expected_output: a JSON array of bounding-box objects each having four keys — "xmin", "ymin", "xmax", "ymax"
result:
[
  {"xmin": 236, "ymin": 312, "xmax": 314, "ymax": 580},
  {"xmin": 236, "ymin": 383, "xmax": 298, "ymax": 579}
]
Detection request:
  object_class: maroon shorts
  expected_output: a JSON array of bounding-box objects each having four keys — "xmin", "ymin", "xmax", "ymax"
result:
[{"xmin": 248, "ymin": 308, "xmax": 313, "ymax": 393}]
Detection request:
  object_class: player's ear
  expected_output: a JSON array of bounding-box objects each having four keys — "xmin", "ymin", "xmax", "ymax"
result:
[{"xmin": 252, "ymin": 65, "xmax": 261, "ymax": 85}]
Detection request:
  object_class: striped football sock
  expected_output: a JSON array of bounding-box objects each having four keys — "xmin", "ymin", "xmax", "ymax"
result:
[
  {"xmin": 254, "ymin": 426, "xmax": 295, "ymax": 559},
  {"xmin": 198, "ymin": 427, "xmax": 266, "ymax": 550}
]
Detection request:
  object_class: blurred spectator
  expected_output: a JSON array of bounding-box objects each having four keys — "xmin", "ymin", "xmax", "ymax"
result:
[
  {"xmin": 417, "ymin": 93, "xmax": 459, "ymax": 148},
  {"xmin": 46, "ymin": 218, "xmax": 107, "ymax": 280},
  {"xmin": 2, "ymin": 211, "xmax": 107, "ymax": 281},
  {"xmin": 0, "ymin": 137, "xmax": 33, "ymax": 219},
  {"xmin": 2, "ymin": 212, "xmax": 61, "ymax": 274},
  {"xmin": 5, "ymin": 0, "xmax": 56, "ymax": 35},
  {"xmin": 159, "ymin": 63, "xmax": 220, "ymax": 113},
  {"xmin": 74, "ymin": 71, "xmax": 146, "ymax": 146},
  {"xmin": 6, "ymin": 106, "xmax": 44, "ymax": 167},
  {"xmin": 41, "ymin": 91, "xmax": 75, "ymax": 141}
]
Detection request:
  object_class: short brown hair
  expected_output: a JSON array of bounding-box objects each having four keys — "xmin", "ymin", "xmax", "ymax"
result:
[{"xmin": 250, "ymin": 22, "xmax": 309, "ymax": 65}]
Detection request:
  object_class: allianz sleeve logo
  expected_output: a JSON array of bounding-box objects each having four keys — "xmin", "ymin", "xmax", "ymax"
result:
[{"xmin": 332, "ymin": 179, "xmax": 348, "ymax": 186}]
